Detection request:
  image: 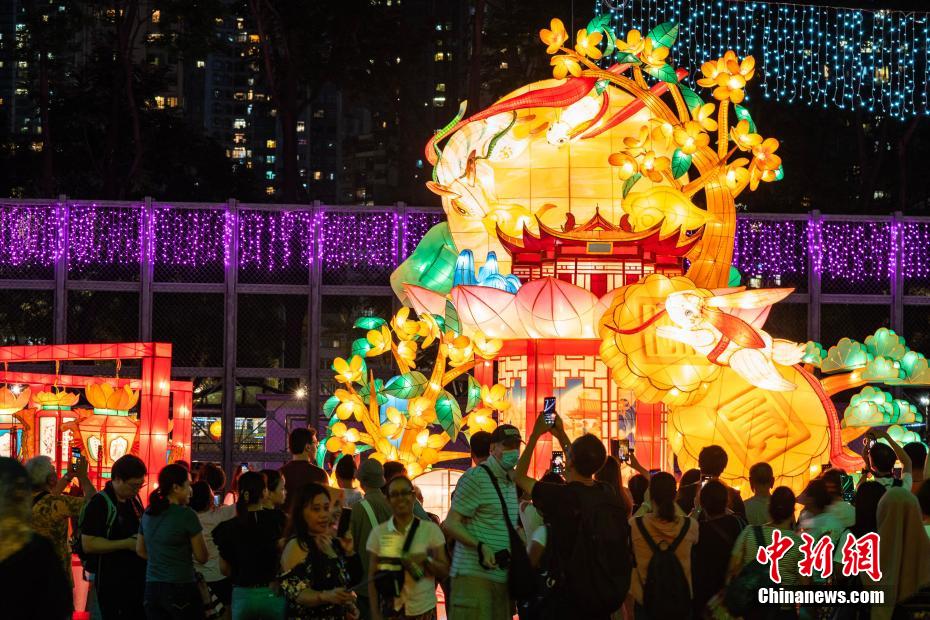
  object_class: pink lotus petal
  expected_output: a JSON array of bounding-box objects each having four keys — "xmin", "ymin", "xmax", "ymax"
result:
[
  {"xmin": 404, "ymin": 284, "xmax": 448, "ymax": 317},
  {"xmin": 514, "ymin": 278, "xmax": 601, "ymax": 339},
  {"xmin": 451, "ymin": 286, "xmax": 526, "ymax": 339}
]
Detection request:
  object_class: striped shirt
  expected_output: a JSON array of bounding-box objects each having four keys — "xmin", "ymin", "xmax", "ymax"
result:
[
  {"xmin": 449, "ymin": 456, "xmax": 518, "ymax": 584},
  {"xmin": 730, "ymin": 525, "xmax": 804, "ymax": 586}
]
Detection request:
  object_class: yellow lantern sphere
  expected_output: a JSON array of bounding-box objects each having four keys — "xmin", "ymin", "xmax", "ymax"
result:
[{"xmin": 209, "ymin": 419, "xmax": 222, "ymax": 440}]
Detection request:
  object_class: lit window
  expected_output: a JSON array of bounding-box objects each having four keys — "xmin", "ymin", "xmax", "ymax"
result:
[
  {"xmin": 233, "ymin": 133, "xmax": 246, "ymax": 144},
  {"xmin": 435, "ymin": 23, "xmax": 442, "ymax": 31},
  {"xmin": 434, "ymin": 52, "xmax": 444, "ymax": 61},
  {"xmin": 233, "ymin": 118, "xmax": 246, "ymax": 129},
  {"xmin": 328, "ymin": 172, "xmax": 335, "ymax": 180},
  {"xmin": 266, "ymin": 155, "xmax": 275, "ymax": 164},
  {"xmin": 232, "ymin": 147, "xmax": 246, "ymax": 158},
  {"xmin": 265, "ymin": 186, "xmax": 275, "ymax": 195},
  {"xmin": 313, "ymin": 109, "xmax": 324, "ymax": 118},
  {"xmin": 196, "ymin": 60, "xmax": 205, "ymax": 68},
  {"xmin": 313, "ymin": 171, "xmax": 322, "ymax": 180},
  {"xmin": 233, "ymin": 92, "xmax": 245, "ymax": 101},
  {"xmin": 249, "ymin": 34, "xmax": 260, "ymax": 43},
  {"xmin": 435, "ymin": 83, "xmax": 445, "ymax": 92},
  {"xmin": 166, "ymin": 96, "xmax": 178, "ymax": 108},
  {"xmin": 500, "ymin": 61, "xmax": 509, "ymax": 69},
  {"xmin": 17, "ymin": 61, "xmax": 27, "ymax": 69},
  {"xmin": 151, "ymin": 9, "xmax": 160, "ymax": 23},
  {"xmin": 265, "ymin": 170, "xmax": 275, "ymax": 180},
  {"xmin": 266, "ymin": 139, "xmax": 276, "ymax": 149},
  {"xmin": 432, "ymin": 96, "xmax": 446, "ymax": 107},
  {"xmin": 296, "ymin": 121, "xmax": 305, "ymax": 132},
  {"xmin": 154, "ymin": 95, "xmax": 165, "ymax": 109}
]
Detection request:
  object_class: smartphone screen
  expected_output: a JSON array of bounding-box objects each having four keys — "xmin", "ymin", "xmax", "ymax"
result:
[
  {"xmin": 240, "ymin": 462, "xmax": 249, "ymax": 473},
  {"xmin": 337, "ymin": 507, "xmax": 352, "ymax": 537},
  {"xmin": 701, "ymin": 475, "xmax": 712, "ymax": 488},
  {"xmin": 542, "ymin": 397, "xmax": 556, "ymax": 426},
  {"xmin": 70, "ymin": 447, "xmax": 81, "ymax": 468},
  {"xmin": 550, "ymin": 450, "xmax": 565, "ymax": 474},
  {"xmin": 213, "ymin": 494, "xmax": 221, "ymax": 507}
]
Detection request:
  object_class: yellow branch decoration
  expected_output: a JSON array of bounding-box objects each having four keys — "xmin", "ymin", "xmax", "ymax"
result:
[{"xmin": 320, "ymin": 309, "xmax": 510, "ymax": 474}]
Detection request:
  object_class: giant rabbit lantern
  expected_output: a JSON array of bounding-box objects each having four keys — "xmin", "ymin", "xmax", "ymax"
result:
[{"xmin": 383, "ymin": 16, "xmax": 925, "ymax": 492}]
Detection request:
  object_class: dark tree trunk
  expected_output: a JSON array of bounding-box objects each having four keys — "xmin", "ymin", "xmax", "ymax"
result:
[{"xmin": 279, "ymin": 63, "xmax": 299, "ymax": 203}]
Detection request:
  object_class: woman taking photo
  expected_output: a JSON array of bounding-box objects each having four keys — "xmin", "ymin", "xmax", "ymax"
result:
[
  {"xmin": 138, "ymin": 463, "xmax": 209, "ymax": 620},
  {"xmin": 213, "ymin": 471, "xmax": 286, "ymax": 619},
  {"xmin": 280, "ymin": 483, "xmax": 362, "ymax": 619}
]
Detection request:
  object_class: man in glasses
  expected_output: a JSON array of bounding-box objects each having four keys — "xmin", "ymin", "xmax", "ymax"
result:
[
  {"xmin": 367, "ymin": 475, "xmax": 449, "ymax": 620},
  {"xmin": 80, "ymin": 454, "xmax": 147, "ymax": 618}
]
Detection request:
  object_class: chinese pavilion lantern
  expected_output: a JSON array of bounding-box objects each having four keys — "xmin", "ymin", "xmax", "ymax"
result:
[
  {"xmin": 17, "ymin": 389, "xmax": 80, "ymax": 469},
  {"xmin": 0, "ymin": 386, "xmax": 30, "ymax": 458},
  {"xmin": 64, "ymin": 382, "xmax": 140, "ymax": 473}
]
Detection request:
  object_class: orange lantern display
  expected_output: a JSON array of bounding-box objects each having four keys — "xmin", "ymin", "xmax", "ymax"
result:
[{"xmin": 64, "ymin": 381, "xmax": 141, "ymax": 475}]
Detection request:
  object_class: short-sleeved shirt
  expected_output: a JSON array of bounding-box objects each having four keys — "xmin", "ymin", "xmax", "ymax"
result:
[
  {"xmin": 349, "ymin": 489, "xmax": 393, "ymax": 590},
  {"xmin": 367, "ymin": 517, "xmax": 446, "ymax": 615},
  {"xmin": 449, "ymin": 457, "xmax": 518, "ymax": 584},
  {"xmin": 213, "ymin": 509, "xmax": 286, "ymax": 587},
  {"xmin": 629, "ymin": 514, "xmax": 699, "ymax": 604},
  {"xmin": 195, "ymin": 505, "xmax": 236, "ymax": 583},
  {"xmin": 743, "ymin": 495, "xmax": 770, "ymax": 526},
  {"xmin": 730, "ymin": 525, "xmax": 804, "ymax": 587},
  {"xmin": 140, "ymin": 504, "xmax": 203, "ymax": 583},
  {"xmin": 80, "ymin": 483, "xmax": 146, "ymax": 590},
  {"xmin": 31, "ymin": 492, "xmax": 86, "ymax": 580},
  {"xmin": 279, "ymin": 460, "xmax": 327, "ymax": 512}
]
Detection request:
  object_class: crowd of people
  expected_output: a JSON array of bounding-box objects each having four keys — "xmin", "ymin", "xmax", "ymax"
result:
[{"xmin": 1, "ymin": 415, "xmax": 929, "ymax": 620}]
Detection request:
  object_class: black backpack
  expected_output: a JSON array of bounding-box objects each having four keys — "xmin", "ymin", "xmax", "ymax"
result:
[
  {"xmin": 558, "ymin": 483, "xmax": 632, "ymax": 615},
  {"xmin": 72, "ymin": 489, "xmax": 118, "ymax": 573},
  {"xmin": 635, "ymin": 516, "xmax": 692, "ymax": 619}
]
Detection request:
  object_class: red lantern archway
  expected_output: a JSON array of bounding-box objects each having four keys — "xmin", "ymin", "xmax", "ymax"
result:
[{"xmin": 0, "ymin": 342, "xmax": 192, "ymax": 495}]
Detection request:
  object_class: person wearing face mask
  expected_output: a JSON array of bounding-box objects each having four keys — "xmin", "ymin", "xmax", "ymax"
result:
[{"xmin": 443, "ymin": 424, "xmax": 522, "ymax": 619}]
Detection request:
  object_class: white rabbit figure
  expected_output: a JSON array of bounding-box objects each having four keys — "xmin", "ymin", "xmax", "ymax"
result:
[{"xmin": 655, "ymin": 288, "xmax": 805, "ymax": 392}]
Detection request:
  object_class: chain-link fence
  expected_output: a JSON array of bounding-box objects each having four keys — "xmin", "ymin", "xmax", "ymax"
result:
[{"xmin": 2, "ymin": 198, "xmax": 928, "ymax": 470}]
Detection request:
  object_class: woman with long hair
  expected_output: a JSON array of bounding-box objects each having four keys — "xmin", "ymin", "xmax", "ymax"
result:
[
  {"xmin": 594, "ymin": 455, "xmax": 633, "ymax": 518},
  {"xmin": 728, "ymin": 486, "xmax": 805, "ymax": 620},
  {"xmin": 212, "ymin": 471, "xmax": 286, "ymax": 619},
  {"xmin": 190, "ymin": 480, "xmax": 236, "ymax": 612},
  {"xmin": 628, "ymin": 471, "xmax": 699, "ymax": 619},
  {"xmin": 675, "ymin": 468, "xmax": 701, "ymax": 516},
  {"xmin": 138, "ymin": 463, "xmax": 209, "ymax": 620},
  {"xmin": 280, "ymin": 483, "xmax": 362, "ymax": 619}
]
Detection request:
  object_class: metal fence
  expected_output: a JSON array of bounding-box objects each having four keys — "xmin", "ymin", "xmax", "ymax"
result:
[{"xmin": 1, "ymin": 199, "xmax": 928, "ymax": 469}]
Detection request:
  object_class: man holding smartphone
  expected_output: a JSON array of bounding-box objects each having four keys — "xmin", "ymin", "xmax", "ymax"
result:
[
  {"xmin": 443, "ymin": 424, "xmax": 522, "ymax": 619},
  {"xmin": 511, "ymin": 412, "xmax": 631, "ymax": 620},
  {"xmin": 26, "ymin": 453, "xmax": 96, "ymax": 581}
]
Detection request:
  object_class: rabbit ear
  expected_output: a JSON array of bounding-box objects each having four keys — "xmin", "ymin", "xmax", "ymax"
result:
[
  {"xmin": 425, "ymin": 181, "xmax": 461, "ymax": 199},
  {"xmin": 703, "ymin": 308, "xmax": 766, "ymax": 349},
  {"xmin": 705, "ymin": 288, "xmax": 794, "ymax": 310}
]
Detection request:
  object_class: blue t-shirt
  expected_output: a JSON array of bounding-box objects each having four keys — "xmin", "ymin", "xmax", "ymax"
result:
[{"xmin": 140, "ymin": 504, "xmax": 203, "ymax": 583}]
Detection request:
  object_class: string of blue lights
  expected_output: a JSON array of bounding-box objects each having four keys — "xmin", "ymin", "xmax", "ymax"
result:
[{"xmin": 598, "ymin": 0, "xmax": 930, "ymax": 119}]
